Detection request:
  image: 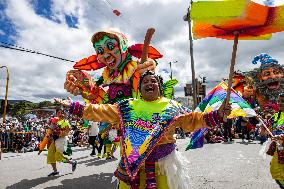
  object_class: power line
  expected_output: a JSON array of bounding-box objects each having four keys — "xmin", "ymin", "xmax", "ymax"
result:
[{"xmin": 0, "ymin": 41, "xmax": 75, "ymax": 63}]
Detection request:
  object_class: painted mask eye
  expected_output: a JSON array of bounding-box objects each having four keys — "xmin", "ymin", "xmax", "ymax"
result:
[
  {"xmin": 107, "ymin": 42, "xmax": 114, "ymax": 50},
  {"xmin": 97, "ymin": 47, "xmax": 104, "ymax": 55},
  {"xmin": 273, "ymin": 70, "xmax": 280, "ymax": 75}
]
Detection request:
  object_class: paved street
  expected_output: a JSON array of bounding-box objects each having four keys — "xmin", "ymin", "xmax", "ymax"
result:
[{"xmin": 0, "ymin": 139, "xmax": 279, "ymax": 189}]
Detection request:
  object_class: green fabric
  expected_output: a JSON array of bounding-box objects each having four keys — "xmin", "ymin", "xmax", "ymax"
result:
[
  {"xmin": 24, "ymin": 126, "xmax": 29, "ymax": 132},
  {"xmin": 273, "ymin": 112, "xmax": 284, "ymax": 127},
  {"xmin": 191, "ymin": 0, "xmax": 247, "ymax": 24},
  {"xmin": 57, "ymin": 119, "xmax": 70, "ymax": 129},
  {"xmin": 63, "ymin": 145, "xmax": 73, "ymax": 156},
  {"xmin": 83, "ymin": 119, "xmax": 89, "ymax": 128},
  {"xmin": 129, "ymin": 97, "xmax": 172, "ymax": 121},
  {"xmin": 163, "ymin": 79, "xmax": 178, "ymax": 99}
]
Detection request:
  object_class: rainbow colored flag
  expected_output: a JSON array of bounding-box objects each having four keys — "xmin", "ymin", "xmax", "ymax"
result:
[
  {"xmin": 196, "ymin": 81, "xmax": 256, "ymax": 118},
  {"xmin": 186, "ymin": 81, "xmax": 256, "ymax": 150}
]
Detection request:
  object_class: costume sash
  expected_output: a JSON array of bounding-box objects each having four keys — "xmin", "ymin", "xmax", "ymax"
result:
[{"xmin": 118, "ymin": 97, "xmax": 190, "ymax": 179}]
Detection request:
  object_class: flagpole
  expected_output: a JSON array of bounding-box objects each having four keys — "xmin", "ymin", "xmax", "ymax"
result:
[
  {"xmin": 225, "ymin": 32, "xmax": 239, "ymax": 107},
  {"xmin": 258, "ymin": 117, "xmax": 274, "ymax": 137}
]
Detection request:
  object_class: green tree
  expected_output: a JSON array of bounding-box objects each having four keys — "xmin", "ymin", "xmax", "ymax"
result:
[
  {"xmin": 38, "ymin": 100, "xmax": 53, "ymax": 108},
  {"xmin": 11, "ymin": 101, "xmax": 29, "ymax": 117}
]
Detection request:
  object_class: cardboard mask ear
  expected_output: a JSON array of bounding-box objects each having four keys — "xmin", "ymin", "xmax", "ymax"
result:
[
  {"xmin": 128, "ymin": 44, "xmax": 163, "ymax": 59},
  {"xmin": 73, "ymin": 55, "xmax": 106, "ymax": 71}
]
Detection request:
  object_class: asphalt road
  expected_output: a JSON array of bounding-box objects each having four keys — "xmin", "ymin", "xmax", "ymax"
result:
[{"xmin": 0, "ymin": 139, "xmax": 279, "ymax": 189}]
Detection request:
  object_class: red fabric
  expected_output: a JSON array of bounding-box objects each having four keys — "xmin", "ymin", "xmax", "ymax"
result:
[
  {"xmin": 73, "ymin": 55, "xmax": 106, "ymax": 71},
  {"xmin": 247, "ymin": 123, "xmax": 256, "ymax": 131},
  {"xmin": 128, "ymin": 44, "xmax": 163, "ymax": 59}
]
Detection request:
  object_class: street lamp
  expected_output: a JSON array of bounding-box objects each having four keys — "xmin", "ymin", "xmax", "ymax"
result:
[
  {"xmin": 169, "ymin": 60, "xmax": 178, "ymax": 80},
  {"xmin": 0, "ymin": 65, "xmax": 9, "ymax": 124}
]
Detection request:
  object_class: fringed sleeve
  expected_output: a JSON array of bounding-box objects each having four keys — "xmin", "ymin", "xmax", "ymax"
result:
[
  {"xmin": 82, "ymin": 103, "xmax": 121, "ymax": 125},
  {"xmin": 175, "ymin": 110, "xmax": 222, "ymax": 133}
]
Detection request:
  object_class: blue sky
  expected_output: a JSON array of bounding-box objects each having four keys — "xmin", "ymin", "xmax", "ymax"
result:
[
  {"xmin": 0, "ymin": 0, "xmax": 79, "ymax": 45},
  {"xmin": 0, "ymin": 1, "xmax": 17, "ymax": 44},
  {"xmin": 1, "ymin": 0, "xmax": 284, "ymax": 102}
]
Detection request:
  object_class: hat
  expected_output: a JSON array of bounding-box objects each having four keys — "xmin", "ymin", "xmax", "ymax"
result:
[
  {"xmin": 91, "ymin": 30, "xmax": 128, "ymax": 54},
  {"xmin": 252, "ymin": 53, "xmax": 278, "ymax": 65}
]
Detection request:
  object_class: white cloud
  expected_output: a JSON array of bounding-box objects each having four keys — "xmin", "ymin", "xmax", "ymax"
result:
[
  {"xmin": 0, "ymin": 29, "xmax": 5, "ymax": 35},
  {"xmin": 0, "ymin": 0, "xmax": 284, "ymax": 102}
]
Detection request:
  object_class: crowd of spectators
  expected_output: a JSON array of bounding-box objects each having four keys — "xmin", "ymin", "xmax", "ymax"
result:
[
  {"xmin": 0, "ymin": 106, "xmax": 276, "ymax": 160},
  {"xmin": 0, "ymin": 116, "xmax": 91, "ymax": 155}
]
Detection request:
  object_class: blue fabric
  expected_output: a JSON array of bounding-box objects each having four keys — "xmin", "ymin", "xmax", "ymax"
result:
[
  {"xmin": 252, "ymin": 53, "xmax": 278, "ymax": 65},
  {"xmin": 186, "ymin": 128, "xmax": 208, "ymax": 150}
]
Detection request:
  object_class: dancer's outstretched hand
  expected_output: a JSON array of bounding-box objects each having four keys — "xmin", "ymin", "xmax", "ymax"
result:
[
  {"xmin": 137, "ymin": 58, "xmax": 156, "ymax": 75},
  {"xmin": 54, "ymin": 97, "xmax": 72, "ymax": 108},
  {"xmin": 64, "ymin": 70, "xmax": 97, "ymax": 98}
]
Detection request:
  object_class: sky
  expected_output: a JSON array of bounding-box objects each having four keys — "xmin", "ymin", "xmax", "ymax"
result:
[{"xmin": 1, "ymin": 0, "xmax": 284, "ymax": 102}]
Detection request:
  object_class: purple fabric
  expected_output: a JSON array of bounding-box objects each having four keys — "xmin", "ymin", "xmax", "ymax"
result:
[
  {"xmin": 108, "ymin": 83, "xmax": 132, "ymax": 100},
  {"xmin": 146, "ymin": 143, "xmax": 175, "ymax": 162}
]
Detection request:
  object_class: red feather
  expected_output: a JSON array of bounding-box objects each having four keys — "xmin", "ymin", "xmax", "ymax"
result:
[
  {"xmin": 73, "ymin": 55, "xmax": 106, "ymax": 71},
  {"xmin": 128, "ymin": 44, "xmax": 163, "ymax": 59}
]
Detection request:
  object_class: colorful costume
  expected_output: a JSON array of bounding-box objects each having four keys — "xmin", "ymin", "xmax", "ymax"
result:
[
  {"xmin": 69, "ymin": 97, "xmax": 222, "ymax": 189},
  {"xmin": 266, "ymin": 111, "xmax": 284, "ymax": 188},
  {"xmin": 68, "ymin": 30, "xmax": 170, "ymax": 159},
  {"xmin": 71, "ymin": 30, "xmax": 163, "ymax": 105},
  {"xmin": 47, "ymin": 118, "xmax": 71, "ymax": 164}
]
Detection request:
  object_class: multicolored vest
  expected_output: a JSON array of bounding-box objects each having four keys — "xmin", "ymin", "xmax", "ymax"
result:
[
  {"xmin": 272, "ymin": 111, "xmax": 284, "ymax": 135},
  {"xmin": 116, "ymin": 97, "xmax": 191, "ymax": 180}
]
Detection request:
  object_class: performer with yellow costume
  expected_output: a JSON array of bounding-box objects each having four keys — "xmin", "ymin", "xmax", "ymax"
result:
[
  {"xmin": 266, "ymin": 93, "xmax": 284, "ymax": 188},
  {"xmin": 39, "ymin": 108, "xmax": 77, "ymax": 176}
]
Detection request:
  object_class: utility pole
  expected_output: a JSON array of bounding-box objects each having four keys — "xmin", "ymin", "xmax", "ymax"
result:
[
  {"xmin": 0, "ymin": 65, "xmax": 9, "ymax": 124},
  {"xmin": 184, "ymin": 0, "xmax": 197, "ymax": 108},
  {"xmin": 169, "ymin": 60, "xmax": 178, "ymax": 80}
]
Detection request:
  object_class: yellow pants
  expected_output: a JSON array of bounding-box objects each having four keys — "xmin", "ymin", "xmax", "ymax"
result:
[
  {"xmin": 47, "ymin": 141, "xmax": 67, "ymax": 164},
  {"xmin": 105, "ymin": 144, "xmax": 112, "ymax": 158},
  {"xmin": 270, "ymin": 151, "xmax": 284, "ymax": 181},
  {"xmin": 117, "ymin": 163, "xmax": 169, "ymax": 189}
]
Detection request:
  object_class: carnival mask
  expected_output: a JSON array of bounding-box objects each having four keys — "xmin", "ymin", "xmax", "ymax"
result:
[
  {"xmin": 94, "ymin": 35, "xmax": 122, "ymax": 70},
  {"xmin": 260, "ymin": 67, "xmax": 283, "ymax": 90}
]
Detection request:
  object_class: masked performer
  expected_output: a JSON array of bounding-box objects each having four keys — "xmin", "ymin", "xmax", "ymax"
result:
[
  {"xmin": 266, "ymin": 93, "xmax": 284, "ymax": 188},
  {"xmin": 250, "ymin": 53, "xmax": 284, "ymax": 111},
  {"xmin": 64, "ymin": 30, "xmax": 162, "ymax": 104},
  {"xmin": 40, "ymin": 108, "xmax": 77, "ymax": 176},
  {"xmin": 56, "ymin": 70, "xmax": 231, "ymax": 189},
  {"xmin": 64, "ymin": 31, "xmax": 162, "ymax": 159}
]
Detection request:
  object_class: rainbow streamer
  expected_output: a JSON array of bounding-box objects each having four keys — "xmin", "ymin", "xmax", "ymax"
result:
[{"xmin": 191, "ymin": 0, "xmax": 284, "ymax": 40}]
